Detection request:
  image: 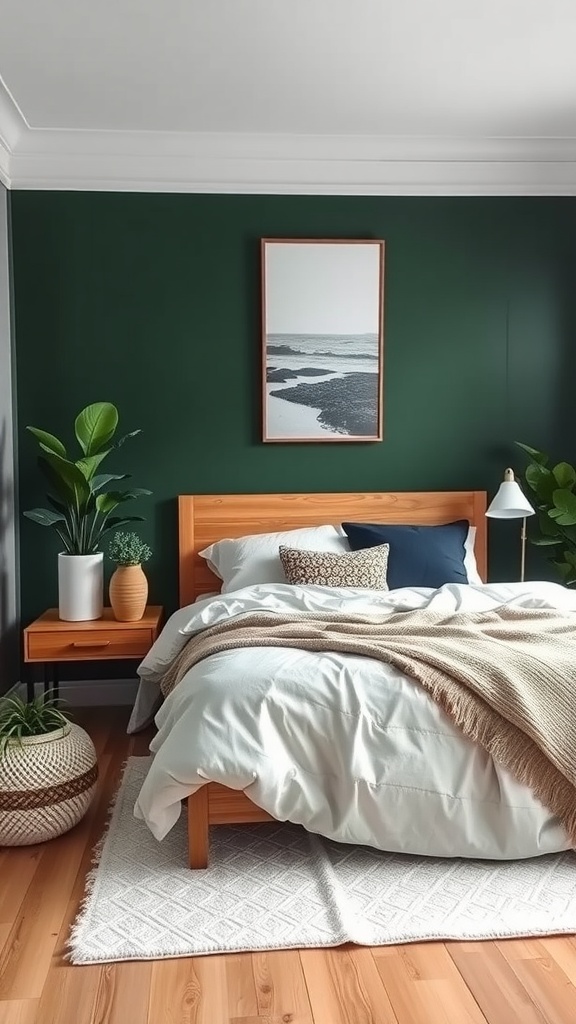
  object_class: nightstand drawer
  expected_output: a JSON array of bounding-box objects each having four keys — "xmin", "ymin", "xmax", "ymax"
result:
[{"xmin": 26, "ymin": 628, "xmax": 155, "ymax": 662}]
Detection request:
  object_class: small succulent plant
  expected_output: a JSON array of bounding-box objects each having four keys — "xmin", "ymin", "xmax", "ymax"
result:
[{"xmin": 108, "ymin": 531, "xmax": 152, "ymax": 566}]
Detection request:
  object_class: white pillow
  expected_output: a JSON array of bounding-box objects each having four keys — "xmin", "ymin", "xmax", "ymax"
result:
[
  {"xmin": 199, "ymin": 525, "xmax": 348, "ymax": 593},
  {"xmin": 464, "ymin": 526, "xmax": 483, "ymax": 584}
]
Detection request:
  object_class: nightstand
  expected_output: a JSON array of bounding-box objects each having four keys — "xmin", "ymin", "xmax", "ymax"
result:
[{"xmin": 23, "ymin": 606, "xmax": 163, "ymax": 701}]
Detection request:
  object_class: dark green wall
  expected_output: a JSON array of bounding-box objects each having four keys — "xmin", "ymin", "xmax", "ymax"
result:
[{"xmin": 10, "ymin": 193, "xmax": 576, "ymax": 629}]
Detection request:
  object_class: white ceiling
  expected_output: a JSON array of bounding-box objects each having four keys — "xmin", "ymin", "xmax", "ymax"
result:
[{"xmin": 1, "ymin": 0, "xmax": 576, "ymax": 192}]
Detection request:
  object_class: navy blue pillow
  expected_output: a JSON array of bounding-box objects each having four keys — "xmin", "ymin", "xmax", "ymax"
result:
[{"xmin": 341, "ymin": 520, "xmax": 469, "ymax": 590}]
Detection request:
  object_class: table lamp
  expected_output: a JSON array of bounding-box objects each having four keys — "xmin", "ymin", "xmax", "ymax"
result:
[{"xmin": 486, "ymin": 468, "xmax": 535, "ymax": 582}]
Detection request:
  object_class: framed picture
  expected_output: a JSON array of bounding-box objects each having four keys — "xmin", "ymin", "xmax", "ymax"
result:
[{"xmin": 261, "ymin": 238, "xmax": 385, "ymax": 443}]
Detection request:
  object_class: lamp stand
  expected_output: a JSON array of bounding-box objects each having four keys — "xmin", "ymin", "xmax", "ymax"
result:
[{"xmin": 520, "ymin": 516, "xmax": 527, "ymax": 583}]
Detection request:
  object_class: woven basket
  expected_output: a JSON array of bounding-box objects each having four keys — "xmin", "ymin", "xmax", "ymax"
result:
[{"xmin": 0, "ymin": 723, "xmax": 98, "ymax": 846}]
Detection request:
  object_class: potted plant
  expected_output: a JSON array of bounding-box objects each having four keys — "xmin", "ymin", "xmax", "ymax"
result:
[
  {"xmin": 24, "ymin": 401, "xmax": 151, "ymax": 621},
  {"xmin": 108, "ymin": 531, "xmax": 152, "ymax": 621},
  {"xmin": 0, "ymin": 693, "xmax": 98, "ymax": 845},
  {"xmin": 516, "ymin": 441, "xmax": 576, "ymax": 585}
]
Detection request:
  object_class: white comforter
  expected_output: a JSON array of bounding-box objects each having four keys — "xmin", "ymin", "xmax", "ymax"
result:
[{"xmin": 131, "ymin": 580, "xmax": 576, "ymax": 859}]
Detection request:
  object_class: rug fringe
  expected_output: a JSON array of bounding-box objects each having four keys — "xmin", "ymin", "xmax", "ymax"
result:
[{"xmin": 67, "ymin": 755, "xmax": 145, "ymax": 963}]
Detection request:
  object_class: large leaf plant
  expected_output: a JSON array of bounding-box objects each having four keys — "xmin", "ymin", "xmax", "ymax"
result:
[
  {"xmin": 516, "ymin": 441, "xmax": 576, "ymax": 585},
  {"xmin": 24, "ymin": 402, "xmax": 151, "ymax": 555}
]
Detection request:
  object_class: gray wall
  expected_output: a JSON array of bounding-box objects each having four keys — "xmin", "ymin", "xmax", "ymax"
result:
[{"xmin": 0, "ymin": 184, "xmax": 18, "ymax": 693}]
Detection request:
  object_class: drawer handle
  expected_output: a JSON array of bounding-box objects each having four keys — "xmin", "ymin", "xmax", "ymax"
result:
[{"xmin": 70, "ymin": 641, "xmax": 112, "ymax": 648}]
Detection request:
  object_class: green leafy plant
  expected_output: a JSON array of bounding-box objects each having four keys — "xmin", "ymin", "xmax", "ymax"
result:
[
  {"xmin": 109, "ymin": 531, "xmax": 152, "ymax": 566},
  {"xmin": 516, "ymin": 441, "xmax": 576, "ymax": 585},
  {"xmin": 0, "ymin": 692, "xmax": 71, "ymax": 755},
  {"xmin": 23, "ymin": 402, "xmax": 151, "ymax": 555}
]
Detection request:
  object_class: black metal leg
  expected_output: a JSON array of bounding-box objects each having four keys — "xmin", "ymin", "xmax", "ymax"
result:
[
  {"xmin": 43, "ymin": 663, "xmax": 60, "ymax": 701},
  {"xmin": 26, "ymin": 666, "xmax": 35, "ymax": 703}
]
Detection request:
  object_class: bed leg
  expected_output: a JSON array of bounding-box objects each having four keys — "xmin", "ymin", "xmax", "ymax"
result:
[{"xmin": 187, "ymin": 787, "xmax": 209, "ymax": 868}]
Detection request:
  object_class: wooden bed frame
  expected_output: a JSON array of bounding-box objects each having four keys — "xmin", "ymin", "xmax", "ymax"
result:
[{"xmin": 181, "ymin": 491, "xmax": 487, "ymax": 866}]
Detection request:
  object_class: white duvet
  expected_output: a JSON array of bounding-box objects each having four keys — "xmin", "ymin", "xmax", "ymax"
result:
[{"xmin": 131, "ymin": 580, "xmax": 576, "ymax": 859}]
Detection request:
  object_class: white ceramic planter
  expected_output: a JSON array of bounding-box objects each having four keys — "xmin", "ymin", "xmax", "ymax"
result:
[{"xmin": 58, "ymin": 552, "xmax": 104, "ymax": 621}]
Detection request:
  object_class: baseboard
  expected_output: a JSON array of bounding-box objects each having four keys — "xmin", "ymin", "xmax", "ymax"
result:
[{"xmin": 14, "ymin": 677, "xmax": 139, "ymax": 706}]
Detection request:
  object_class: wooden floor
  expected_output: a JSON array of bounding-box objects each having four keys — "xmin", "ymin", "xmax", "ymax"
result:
[{"xmin": 1, "ymin": 710, "xmax": 576, "ymax": 1023}]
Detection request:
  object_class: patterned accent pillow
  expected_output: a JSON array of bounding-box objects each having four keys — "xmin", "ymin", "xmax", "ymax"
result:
[{"xmin": 279, "ymin": 543, "xmax": 389, "ymax": 590}]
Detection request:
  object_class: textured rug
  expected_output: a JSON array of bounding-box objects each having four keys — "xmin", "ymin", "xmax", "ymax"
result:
[{"xmin": 69, "ymin": 757, "xmax": 576, "ymax": 964}]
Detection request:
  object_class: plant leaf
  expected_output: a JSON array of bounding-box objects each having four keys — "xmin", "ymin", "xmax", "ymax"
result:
[
  {"xmin": 525, "ymin": 463, "xmax": 556, "ymax": 501},
  {"xmin": 75, "ymin": 402, "xmax": 118, "ymax": 457},
  {"xmin": 26, "ymin": 426, "xmax": 67, "ymax": 458},
  {"xmin": 553, "ymin": 462, "xmax": 576, "ymax": 490},
  {"xmin": 23, "ymin": 508, "xmax": 67, "ymax": 527},
  {"xmin": 42, "ymin": 452, "xmax": 90, "ymax": 510},
  {"xmin": 46, "ymin": 493, "xmax": 69, "ymax": 515},
  {"xmin": 37, "ymin": 456, "xmax": 75, "ymax": 504},
  {"xmin": 90, "ymin": 473, "xmax": 129, "ymax": 494},
  {"xmin": 96, "ymin": 489, "xmax": 151, "ymax": 514},
  {"xmin": 76, "ymin": 451, "xmax": 111, "ymax": 481},
  {"xmin": 95, "ymin": 493, "xmax": 121, "ymax": 515},
  {"xmin": 551, "ymin": 488, "xmax": 576, "ymax": 526},
  {"xmin": 98, "ymin": 516, "xmax": 145, "ymax": 536},
  {"xmin": 515, "ymin": 442, "xmax": 549, "ymax": 466},
  {"xmin": 112, "ymin": 429, "xmax": 141, "ymax": 449}
]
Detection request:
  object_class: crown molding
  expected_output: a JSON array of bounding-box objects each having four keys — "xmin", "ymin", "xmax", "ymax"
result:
[
  {"xmin": 0, "ymin": 75, "xmax": 27, "ymax": 186},
  {"xmin": 2, "ymin": 97, "xmax": 576, "ymax": 194},
  {"xmin": 0, "ymin": 141, "xmax": 10, "ymax": 188}
]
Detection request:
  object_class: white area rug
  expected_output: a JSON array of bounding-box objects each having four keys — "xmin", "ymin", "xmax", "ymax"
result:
[{"xmin": 69, "ymin": 757, "xmax": 576, "ymax": 963}]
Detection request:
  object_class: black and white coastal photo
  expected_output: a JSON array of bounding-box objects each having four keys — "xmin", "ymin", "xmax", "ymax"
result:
[{"xmin": 262, "ymin": 239, "xmax": 385, "ymax": 442}]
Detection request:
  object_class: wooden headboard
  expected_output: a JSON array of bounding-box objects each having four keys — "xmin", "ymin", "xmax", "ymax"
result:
[{"xmin": 178, "ymin": 491, "xmax": 487, "ymax": 607}]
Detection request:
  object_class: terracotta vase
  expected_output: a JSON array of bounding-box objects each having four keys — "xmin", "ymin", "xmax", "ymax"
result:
[{"xmin": 109, "ymin": 564, "xmax": 148, "ymax": 621}]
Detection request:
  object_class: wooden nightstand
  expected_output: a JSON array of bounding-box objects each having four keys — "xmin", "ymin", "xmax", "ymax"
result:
[{"xmin": 23, "ymin": 606, "xmax": 163, "ymax": 701}]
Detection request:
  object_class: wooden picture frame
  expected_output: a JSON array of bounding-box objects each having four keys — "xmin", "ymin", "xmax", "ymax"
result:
[{"xmin": 261, "ymin": 239, "xmax": 385, "ymax": 443}]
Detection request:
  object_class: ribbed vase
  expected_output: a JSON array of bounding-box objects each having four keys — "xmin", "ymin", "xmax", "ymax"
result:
[
  {"xmin": 0, "ymin": 724, "xmax": 98, "ymax": 845},
  {"xmin": 109, "ymin": 564, "xmax": 148, "ymax": 621}
]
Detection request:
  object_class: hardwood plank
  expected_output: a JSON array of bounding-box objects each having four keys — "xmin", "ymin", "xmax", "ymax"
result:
[
  {"xmin": 375, "ymin": 944, "xmax": 488, "ymax": 1024},
  {"xmin": 128, "ymin": 726, "xmax": 154, "ymax": 758},
  {"xmin": 498, "ymin": 944, "xmax": 576, "ymax": 1024},
  {"xmin": 348, "ymin": 948, "xmax": 399, "ymax": 1023},
  {"xmin": 230, "ymin": 1017, "xmax": 298, "ymax": 1024},
  {"xmin": 226, "ymin": 953, "xmax": 259, "ymax": 1019},
  {"xmin": 540, "ymin": 936, "xmax": 576, "ymax": 984},
  {"xmin": 0, "ymin": 923, "xmax": 11, "ymax": 957},
  {"xmin": 495, "ymin": 939, "xmax": 549, "ymax": 960},
  {"xmin": 253, "ymin": 950, "xmax": 313, "ymax": 1023},
  {"xmin": 373, "ymin": 941, "xmax": 454, "ymax": 979},
  {"xmin": 0, "ymin": 847, "xmax": 42, "ymax": 925},
  {"xmin": 93, "ymin": 962, "xmax": 152, "ymax": 1024},
  {"xmin": 300, "ymin": 947, "xmax": 396, "ymax": 1024},
  {"xmin": 0, "ymin": 1000, "xmax": 39, "ymax": 1024},
  {"xmin": 33, "ymin": 965, "xmax": 102, "ymax": 1024},
  {"xmin": 73, "ymin": 707, "xmax": 127, "ymax": 758},
  {"xmin": 148, "ymin": 956, "xmax": 228, "ymax": 1024},
  {"xmin": 0, "ymin": 749, "xmax": 116, "ymax": 998},
  {"xmin": 447, "ymin": 942, "xmax": 547, "ymax": 1024}
]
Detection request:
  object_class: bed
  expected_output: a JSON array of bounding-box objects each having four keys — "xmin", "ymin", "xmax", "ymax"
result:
[
  {"xmin": 131, "ymin": 490, "xmax": 576, "ymax": 868},
  {"xmin": 180, "ymin": 490, "xmax": 487, "ymax": 867}
]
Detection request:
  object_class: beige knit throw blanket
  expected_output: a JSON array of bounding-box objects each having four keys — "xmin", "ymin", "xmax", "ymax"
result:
[{"xmin": 160, "ymin": 606, "xmax": 576, "ymax": 843}]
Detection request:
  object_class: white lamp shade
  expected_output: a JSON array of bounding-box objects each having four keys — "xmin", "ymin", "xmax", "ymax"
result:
[{"xmin": 486, "ymin": 469, "xmax": 535, "ymax": 519}]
